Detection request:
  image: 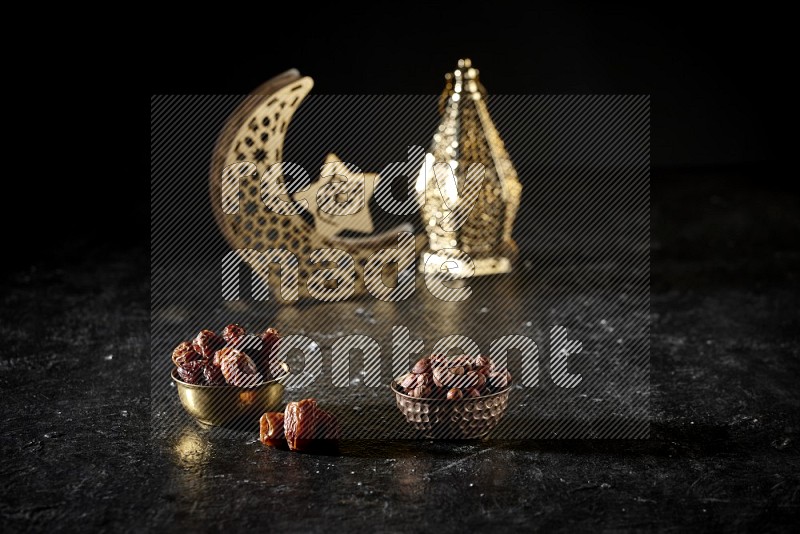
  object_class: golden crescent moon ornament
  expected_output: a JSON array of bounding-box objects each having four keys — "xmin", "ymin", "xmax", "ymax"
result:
[{"xmin": 209, "ymin": 69, "xmax": 422, "ymax": 303}]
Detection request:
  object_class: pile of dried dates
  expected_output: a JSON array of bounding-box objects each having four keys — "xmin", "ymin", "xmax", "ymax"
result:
[
  {"xmin": 171, "ymin": 324, "xmax": 282, "ymax": 386},
  {"xmin": 397, "ymin": 354, "xmax": 512, "ymax": 399},
  {"xmin": 260, "ymin": 399, "xmax": 339, "ymax": 452}
]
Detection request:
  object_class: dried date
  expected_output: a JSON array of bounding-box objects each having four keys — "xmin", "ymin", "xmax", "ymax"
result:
[
  {"xmin": 399, "ymin": 373, "xmax": 417, "ymax": 389},
  {"xmin": 259, "ymin": 328, "xmax": 283, "ymax": 378},
  {"xmin": 412, "ymin": 357, "xmax": 431, "ymax": 374},
  {"xmin": 222, "ymin": 323, "xmax": 246, "ymax": 345},
  {"xmin": 432, "ymin": 367, "xmax": 446, "ymax": 388},
  {"xmin": 450, "ymin": 355, "xmax": 473, "ymax": 370},
  {"xmin": 172, "ymin": 341, "xmax": 200, "ymax": 367},
  {"xmin": 259, "ymin": 412, "xmax": 286, "ymax": 448},
  {"xmin": 212, "ymin": 347, "xmax": 235, "ymax": 367},
  {"xmin": 260, "ymin": 328, "xmax": 281, "ymax": 354},
  {"xmin": 202, "ymin": 362, "xmax": 224, "ymax": 385},
  {"xmin": 172, "ymin": 324, "xmax": 283, "ymax": 386},
  {"xmin": 429, "ymin": 355, "xmax": 448, "ymax": 368},
  {"xmin": 399, "ymin": 354, "xmax": 512, "ymax": 400},
  {"xmin": 447, "ymin": 388, "xmax": 463, "ymax": 400},
  {"xmin": 416, "ymin": 373, "xmax": 433, "ymax": 388},
  {"xmin": 177, "ymin": 360, "xmax": 205, "ymax": 384},
  {"xmin": 263, "ymin": 400, "xmax": 339, "ymax": 452},
  {"xmin": 219, "ymin": 348, "xmax": 263, "ymax": 387},
  {"xmin": 284, "ymin": 399, "xmax": 320, "ymax": 452},
  {"xmin": 409, "ymin": 385, "xmax": 431, "ymax": 398},
  {"xmin": 192, "ymin": 329, "xmax": 224, "ymax": 358}
]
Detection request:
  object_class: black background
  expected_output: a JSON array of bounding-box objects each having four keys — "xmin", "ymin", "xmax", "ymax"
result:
[
  {"xmin": 14, "ymin": 4, "xmax": 785, "ymax": 275},
  {"xmin": 149, "ymin": 6, "xmax": 777, "ymax": 169}
]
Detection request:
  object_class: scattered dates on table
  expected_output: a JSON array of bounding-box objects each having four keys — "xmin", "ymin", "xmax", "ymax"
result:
[
  {"xmin": 260, "ymin": 399, "xmax": 340, "ymax": 452},
  {"xmin": 398, "ymin": 354, "xmax": 512, "ymax": 399},
  {"xmin": 171, "ymin": 324, "xmax": 282, "ymax": 386}
]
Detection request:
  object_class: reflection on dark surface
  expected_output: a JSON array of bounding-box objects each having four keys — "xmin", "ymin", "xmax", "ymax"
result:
[{"xmin": 173, "ymin": 427, "xmax": 212, "ymax": 468}]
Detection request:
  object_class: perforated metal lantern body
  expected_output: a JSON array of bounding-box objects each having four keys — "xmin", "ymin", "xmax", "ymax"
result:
[{"xmin": 417, "ymin": 59, "xmax": 522, "ymax": 277}]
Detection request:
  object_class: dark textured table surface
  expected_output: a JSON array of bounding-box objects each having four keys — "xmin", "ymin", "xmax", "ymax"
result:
[{"xmin": 1, "ymin": 170, "xmax": 799, "ymax": 532}]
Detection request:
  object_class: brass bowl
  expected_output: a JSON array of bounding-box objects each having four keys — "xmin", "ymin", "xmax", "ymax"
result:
[
  {"xmin": 172, "ymin": 362, "xmax": 290, "ymax": 427},
  {"xmin": 390, "ymin": 378, "xmax": 511, "ymax": 439}
]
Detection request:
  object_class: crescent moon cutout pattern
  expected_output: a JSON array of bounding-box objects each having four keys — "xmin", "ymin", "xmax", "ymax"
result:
[{"xmin": 210, "ymin": 70, "xmax": 420, "ymax": 302}]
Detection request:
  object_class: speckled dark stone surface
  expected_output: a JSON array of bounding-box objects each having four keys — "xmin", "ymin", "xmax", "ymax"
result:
[{"xmin": 1, "ymin": 170, "xmax": 798, "ymax": 531}]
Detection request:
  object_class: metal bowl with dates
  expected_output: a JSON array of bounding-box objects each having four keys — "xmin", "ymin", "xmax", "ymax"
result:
[
  {"xmin": 390, "ymin": 378, "xmax": 512, "ymax": 439},
  {"xmin": 172, "ymin": 362, "xmax": 290, "ymax": 427}
]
